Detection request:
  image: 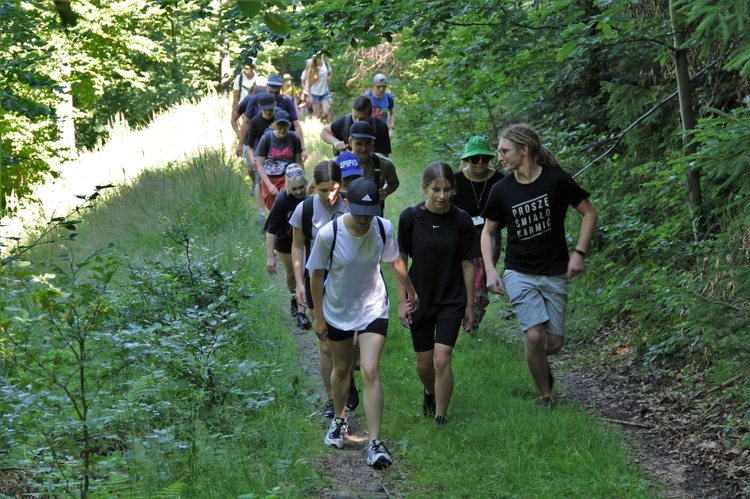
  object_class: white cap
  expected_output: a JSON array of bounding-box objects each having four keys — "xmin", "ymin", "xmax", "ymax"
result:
[{"xmin": 373, "ymin": 73, "xmax": 388, "ymax": 84}]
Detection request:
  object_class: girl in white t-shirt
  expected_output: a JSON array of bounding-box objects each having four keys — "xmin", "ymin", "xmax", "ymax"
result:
[
  {"xmin": 307, "ymin": 178, "xmax": 418, "ymax": 469},
  {"xmin": 304, "ymin": 53, "xmax": 333, "ymax": 121}
]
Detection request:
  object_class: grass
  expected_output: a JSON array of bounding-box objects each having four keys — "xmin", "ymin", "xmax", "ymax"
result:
[{"xmin": 0, "ymin": 96, "xmax": 654, "ymax": 498}]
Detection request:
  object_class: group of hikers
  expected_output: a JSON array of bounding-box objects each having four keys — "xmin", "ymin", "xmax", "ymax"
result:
[{"xmin": 230, "ymin": 56, "xmax": 598, "ymax": 470}]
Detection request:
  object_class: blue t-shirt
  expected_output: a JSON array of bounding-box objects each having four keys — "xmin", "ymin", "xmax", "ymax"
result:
[{"xmin": 365, "ymin": 91, "xmax": 394, "ymax": 124}]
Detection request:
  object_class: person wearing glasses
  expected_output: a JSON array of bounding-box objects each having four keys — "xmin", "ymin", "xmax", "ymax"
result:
[
  {"xmin": 397, "ymin": 162, "xmax": 479, "ymax": 426},
  {"xmin": 364, "ymin": 74, "xmax": 396, "ymax": 140},
  {"xmin": 452, "ymin": 136, "xmax": 504, "ymax": 334},
  {"xmin": 255, "ymin": 110, "xmax": 303, "ymax": 211},
  {"xmin": 264, "ymin": 165, "xmax": 312, "ymax": 330},
  {"xmin": 236, "ymin": 74, "xmax": 308, "ymax": 162},
  {"xmin": 481, "ymin": 123, "xmax": 598, "ymax": 408}
]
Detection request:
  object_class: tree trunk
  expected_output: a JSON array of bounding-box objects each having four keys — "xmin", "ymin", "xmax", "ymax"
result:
[{"xmin": 670, "ymin": 0, "xmax": 706, "ymax": 241}]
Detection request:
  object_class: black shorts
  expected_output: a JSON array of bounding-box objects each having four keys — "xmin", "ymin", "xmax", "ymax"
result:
[
  {"xmin": 327, "ymin": 318, "xmax": 388, "ymax": 341},
  {"xmin": 410, "ymin": 316, "xmax": 462, "ymax": 352}
]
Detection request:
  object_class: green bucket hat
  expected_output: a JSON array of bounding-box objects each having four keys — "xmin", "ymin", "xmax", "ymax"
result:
[{"xmin": 461, "ymin": 135, "xmax": 496, "ymax": 159}]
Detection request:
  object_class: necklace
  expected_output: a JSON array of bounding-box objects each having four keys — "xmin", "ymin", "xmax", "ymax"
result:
[{"xmin": 466, "ymin": 168, "xmax": 489, "ymax": 209}]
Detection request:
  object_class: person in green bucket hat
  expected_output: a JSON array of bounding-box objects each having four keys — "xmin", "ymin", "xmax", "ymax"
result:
[{"xmin": 452, "ymin": 135, "xmax": 504, "ymax": 335}]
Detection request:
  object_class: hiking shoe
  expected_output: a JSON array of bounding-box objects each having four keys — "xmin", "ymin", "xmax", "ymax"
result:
[
  {"xmin": 297, "ymin": 313, "xmax": 311, "ymax": 330},
  {"xmin": 324, "ymin": 417, "xmax": 350, "ymax": 449},
  {"xmin": 322, "ymin": 399, "xmax": 335, "ymax": 418},
  {"xmin": 434, "ymin": 415, "xmax": 448, "ymax": 426},
  {"xmin": 346, "ymin": 377, "xmax": 360, "ymax": 411},
  {"xmin": 422, "ymin": 390, "xmax": 436, "ymax": 417},
  {"xmin": 254, "ymin": 213, "xmax": 265, "ymax": 224},
  {"xmin": 290, "ymin": 297, "xmax": 299, "ymax": 317},
  {"xmin": 366, "ymin": 440, "xmax": 392, "ymax": 469}
]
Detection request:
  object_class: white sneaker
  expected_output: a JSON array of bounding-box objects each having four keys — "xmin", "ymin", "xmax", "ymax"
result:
[
  {"xmin": 324, "ymin": 417, "xmax": 349, "ymax": 449},
  {"xmin": 366, "ymin": 440, "xmax": 392, "ymax": 469}
]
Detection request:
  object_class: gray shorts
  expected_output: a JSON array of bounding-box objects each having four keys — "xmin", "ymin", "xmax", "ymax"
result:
[{"xmin": 503, "ymin": 269, "xmax": 568, "ymax": 336}]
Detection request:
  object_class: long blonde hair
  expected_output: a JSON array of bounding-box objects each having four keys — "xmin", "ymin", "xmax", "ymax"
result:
[
  {"xmin": 500, "ymin": 123, "xmax": 562, "ymax": 169},
  {"xmin": 306, "ymin": 55, "xmax": 322, "ymax": 85}
]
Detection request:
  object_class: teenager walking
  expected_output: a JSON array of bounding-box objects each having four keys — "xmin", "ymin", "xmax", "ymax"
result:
[
  {"xmin": 308, "ymin": 178, "xmax": 418, "ymax": 468},
  {"xmin": 397, "ymin": 162, "xmax": 479, "ymax": 425},
  {"xmin": 481, "ymin": 123, "xmax": 598, "ymax": 407},
  {"xmin": 452, "ymin": 136, "xmax": 504, "ymax": 334},
  {"xmin": 264, "ymin": 165, "xmax": 311, "ymax": 329}
]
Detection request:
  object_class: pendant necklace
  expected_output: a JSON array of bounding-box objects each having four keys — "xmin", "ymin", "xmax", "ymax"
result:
[{"xmin": 467, "ymin": 168, "xmax": 489, "ymax": 209}]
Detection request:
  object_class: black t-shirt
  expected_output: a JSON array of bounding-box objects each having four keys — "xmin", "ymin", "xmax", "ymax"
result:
[
  {"xmin": 482, "ymin": 167, "xmax": 590, "ymax": 276},
  {"xmin": 452, "ymin": 169, "xmax": 504, "ymax": 230},
  {"xmin": 330, "ymin": 115, "xmax": 392, "ymax": 155},
  {"xmin": 264, "ymin": 190, "xmax": 305, "ymax": 253},
  {"xmin": 247, "ymin": 114, "xmax": 273, "ymax": 148},
  {"xmin": 239, "ymin": 94, "xmax": 299, "ymax": 124},
  {"xmin": 398, "ymin": 203, "xmax": 479, "ymax": 321}
]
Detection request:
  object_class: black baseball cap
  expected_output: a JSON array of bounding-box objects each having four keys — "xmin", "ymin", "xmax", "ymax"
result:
[
  {"xmin": 258, "ymin": 93, "xmax": 276, "ymax": 110},
  {"xmin": 346, "ymin": 178, "xmax": 381, "ymax": 216},
  {"xmin": 349, "ymin": 121, "xmax": 376, "ymax": 140}
]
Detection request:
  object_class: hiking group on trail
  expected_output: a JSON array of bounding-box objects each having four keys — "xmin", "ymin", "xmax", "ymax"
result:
[{"xmin": 233, "ymin": 59, "xmax": 597, "ymax": 469}]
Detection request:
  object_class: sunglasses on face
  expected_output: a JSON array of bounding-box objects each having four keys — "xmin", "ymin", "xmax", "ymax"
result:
[
  {"xmin": 375, "ymin": 85, "xmax": 386, "ymax": 90},
  {"xmin": 468, "ymin": 155, "xmax": 493, "ymax": 164},
  {"xmin": 285, "ymin": 168, "xmax": 304, "ymax": 178}
]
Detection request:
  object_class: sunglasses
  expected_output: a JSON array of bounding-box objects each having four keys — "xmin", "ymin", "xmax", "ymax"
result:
[
  {"xmin": 468, "ymin": 155, "xmax": 493, "ymax": 164},
  {"xmin": 285, "ymin": 168, "xmax": 304, "ymax": 178},
  {"xmin": 375, "ymin": 85, "xmax": 387, "ymax": 90}
]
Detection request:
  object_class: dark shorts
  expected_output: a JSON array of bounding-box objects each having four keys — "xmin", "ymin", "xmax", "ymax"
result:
[
  {"xmin": 327, "ymin": 318, "xmax": 388, "ymax": 341},
  {"xmin": 410, "ymin": 316, "xmax": 462, "ymax": 352}
]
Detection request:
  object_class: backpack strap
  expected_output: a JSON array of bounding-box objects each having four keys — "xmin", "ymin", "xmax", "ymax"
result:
[
  {"xmin": 329, "ymin": 217, "xmax": 339, "ymax": 265},
  {"xmin": 371, "ymin": 152, "xmax": 381, "ymax": 189},
  {"xmin": 302, "ymin": 196, "xmax": 315, "ymax": 259}
]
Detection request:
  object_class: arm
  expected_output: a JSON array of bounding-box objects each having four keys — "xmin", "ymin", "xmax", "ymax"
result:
[
  {"xmin": 481, "ymin": 219, "xmax": 504, "ymax": 294},
  {"xmin": 310, "ymin": 268, "xmax": 327, "ymax": 340},
  {"xmin": 388, "ymin": 106, "xmax": 396, "ymax": 140},
  {"xmin": 381, "ymin": 168, "xmax": 400, "ymax": 201},
  {"xmin": 235, "ymin": 116, "xmax": 250, "ymax": 157},
  {"xmin": 461, "ymin": 259, "xmax": 475, "ymax": 331},
  {"xmin": 567, "ymin": 198, "xmax": 598, "ymax": 279},
  {"xmin": 321, "ymin": 124, "xmax": 347, "ymax": 152},
  {"xmin": 388, "ymin": 256, "xmax": 419, "ymax": 328},
  {"xmin": 231, "ymin": 88, "xmax": 240, "ymax": 129},
  {"xmin": 256, "ymin": 156, "xmax": 277, "ymax": 196},
  {"xmin": 293, "ymin": 120, "xmax": 307, "ymax": 161},
  {"xmin": 265, "ymin": 232, "xmax": 277, "ymax": 275},
  {"xmin": 292, "ymin": 227, "xmax": 307, "ymax": 307}
]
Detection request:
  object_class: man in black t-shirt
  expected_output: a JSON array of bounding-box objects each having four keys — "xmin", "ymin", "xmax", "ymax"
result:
[{"xmin": 321, "ymin": 95, "xmax": 391, "ymax": 157}]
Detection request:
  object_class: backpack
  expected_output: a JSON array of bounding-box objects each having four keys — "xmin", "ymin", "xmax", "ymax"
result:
[
  {"xmin": 334, "ymin": 116, "xmax": 381, "ymax": 159},
  {"xmin": 302, "ymin": 197, "xmax": 385, "ymax": 256}
]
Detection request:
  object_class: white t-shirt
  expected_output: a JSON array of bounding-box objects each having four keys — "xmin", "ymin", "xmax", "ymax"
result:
[
  {"xmin": 289, "ymin": 195, "xmax": 347, "ymax": 249},
  {"xmin": 234, "ymin": 73, "xmax": 257, "ymax": 101},
  {"xmin": 306, "ymin": 216, "xmax": 398, "ymax": 331},
  {"xmin": 306, "ymin": 59, "xmax": 330, "ymax": 96}
]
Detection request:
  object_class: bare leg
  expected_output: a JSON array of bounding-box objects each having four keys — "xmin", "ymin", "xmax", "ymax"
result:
[
  {"xmin": 525, "ymin": 325, "xmax": 552, "ymax": 397},
  {"xmin": 357, "ymin": 333, "xmax": 386, "ymax": 441},
  {"xmin": 328, "ymin": 336, "xmax": 355, "ymax": 419},
  {"xmin": 433, "ymin": 344, "xmax": 454, "ymax": 418},
  {"xmin": 415, "ymin": 349, "xmax": 436, "ymax": 394}
]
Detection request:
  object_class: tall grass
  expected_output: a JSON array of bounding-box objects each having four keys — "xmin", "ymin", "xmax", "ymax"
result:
[{"xmin": 0, "ymin": 95, "xmax": 656, "ymax": 498}]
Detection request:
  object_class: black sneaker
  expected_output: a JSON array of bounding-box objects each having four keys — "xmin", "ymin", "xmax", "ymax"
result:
[
  {"xmin": 297, "ymin": 313, "xmax": 311, "ymax": 330},
  {"xmin": 434, "ymin": 415, "xmax": 448, "ymax": 426},
  {"xmin": 346, "ymin": 377, "xmax": 360, "ymax": 411},
  {"xmin": 322, "ymin": 399, "xmax": 335, "ymax": 418},
  {"xmin": 290, "ymin": 297, "xmax": 299, "ymax": 317},
  {"xmin": 422, "ymin": 390, "xmax": 436, "ymax": 417}
]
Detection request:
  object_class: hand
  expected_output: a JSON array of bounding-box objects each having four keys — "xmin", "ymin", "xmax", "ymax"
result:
[
  {"xmin": 486, "ymin": 272, "xmax": 505, "ymax": 294},
  {"xmin": 567, "ymin": 252, "xmax": 585, "ymax": 279},
  {"xmin": 378, "ymin": 188, "xmax": 388, "ymax": 202},
  {"xmin": 266, "ymin": 257, "xmax": 276, "ymax": 275},
  {"xmin": 398, "ymin": 301, "xmax": 412, "ymax": 328},
  {"xmin": 301, "ymin": 150, "xmax": 309, "ymax": 162},
  {"xmin": 267, "ymin": 184, "xmax": 279, "ymax": 196},
  {"xmin": 313, "ymin": 317, "xmax": 328, "ymax": 340},
  {"xmin": 335, "ymin": 140, "xmax": 348, "ymax": 152},
  {"xmin": 388, "ymin": 128, "xmax": 394, "ymax": 140},
  {"xmin": 296, "ymin": 288, "xmax": 308, "ymax": 308},
  {"xmin": 235, "ymin": 144, "xmax": 243, "ymax": 157},
  {"xmin": 462, "ymin": 306, "xmax": 475, "ymax": 332}
]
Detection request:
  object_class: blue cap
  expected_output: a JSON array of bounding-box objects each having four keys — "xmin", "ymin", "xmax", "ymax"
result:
[{"xmin": 335, "ymin": 152, "xmax": 363, "ymax": 178}]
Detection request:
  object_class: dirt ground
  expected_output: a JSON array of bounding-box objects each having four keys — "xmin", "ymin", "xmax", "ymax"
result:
[{"xmin": 298, "ymin": 324, "xmax": 748, "ymax": 498}]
